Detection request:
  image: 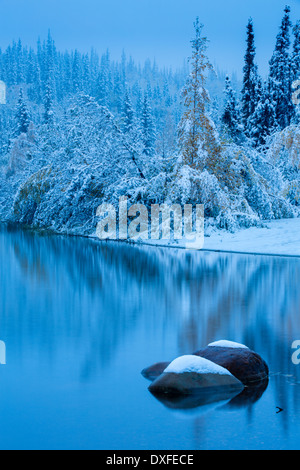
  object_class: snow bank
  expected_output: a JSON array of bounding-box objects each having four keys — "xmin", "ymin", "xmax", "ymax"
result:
[
  {"xmin": 139, "ymin": 217, "xmax": 300, "ymax": 257},
  {"xmin": 204, "ymin": 218, "xmax": 300, "ymax": 257},
  {"xmin": 164, "ymin": 355, "xmax": 233, "ymax": 376}
]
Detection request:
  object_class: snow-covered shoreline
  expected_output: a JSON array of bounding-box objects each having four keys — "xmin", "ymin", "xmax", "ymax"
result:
[
  {"xmin": 2, "ymin": 216, "xmax": 300, "ymax": 258},
  {"xmin": 203, "ymin": 217, "xmax": 300, "ymax": 257},
  {"xmin": 87, "ymin": 216, "xmax": 300, "ymax": 258}
]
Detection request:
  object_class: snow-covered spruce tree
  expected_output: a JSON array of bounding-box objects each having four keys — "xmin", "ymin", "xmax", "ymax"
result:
[
  {"xmin": 27, "ymin": 52, "xmax": 43, "ymax": 104},
  {"xmin": 43, "ymin": 31, "xmax": 57, "ymax": 101},
  {"xmin": 122, "ymin": 89, "xmax": 135, "ymax": 134},
  {"xmin": 16, "ymin": 88, "xmax": 30, "ymax": 135},
  {"xmin": 178, "ymin": 18, "xmax": 222, "ymax": 173},
  {"xmin": 134, "ymin": 85, "xmax": 143, "ymax": 120},
  {"xmin": 61, "ymin": 51, "xmax": 72, "ymax": 98},
  {"xmin": 221, "ymin": 76, "xmax": 244, "ymax": 144},
  {"xmin": 141, "ymin": 93, "xmax": 156, "ymax": 157},
  {"xmin": 241, "ymin": 18, "xmax": 261, "ymax": 136},
  {"xmin": 44, "ymin": 80, "xmax": 54, "ymax": 124},
  {"xmin": 268, "ymin": 6, "xmax": 294, "ymax": 130},
  {"xmin": 38, "ymin": 78, "xmax": 61, "ymax": 161},
  {"xmin": 72, "ymin": 49, "xmax": 83, "ymax": 93},
  {"xmin": 248, "ymin": 79, "xmax": 277, "ymax": 148},
  {"xmin": 96, "ymin": 51, "xmax": 111, "ymax": 107},
  {"xmin": 112, "ymin": 70, "xmax": 125, "ymax": 114},
  {"xmin": 120, "ymin": 89, "xmax": 144, "ymax": 170}
]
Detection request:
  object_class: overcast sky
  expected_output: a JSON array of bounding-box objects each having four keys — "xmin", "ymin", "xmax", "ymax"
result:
[{"xmin": 1, "ymin": 0, "xmax": 300, "ymax": 76}]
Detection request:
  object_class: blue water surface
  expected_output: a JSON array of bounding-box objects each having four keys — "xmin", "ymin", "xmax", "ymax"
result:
[{"xmin": 0, "ymin": 224, "xmax": 300, "ymax": 450}]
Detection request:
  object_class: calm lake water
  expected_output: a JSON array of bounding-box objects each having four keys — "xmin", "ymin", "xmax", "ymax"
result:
[{"xmin": 0, "ymin": 224, "xmax": 300, "ymax": 450}]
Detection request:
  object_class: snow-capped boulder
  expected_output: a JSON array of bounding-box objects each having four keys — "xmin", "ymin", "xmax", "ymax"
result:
[
  {"xmin": 148, "ymin": 355, "xmax": 244, "ymax": 396},
  {"xmin": 142, "ymin": 341, "xmax": 269, "ymax": 386}
]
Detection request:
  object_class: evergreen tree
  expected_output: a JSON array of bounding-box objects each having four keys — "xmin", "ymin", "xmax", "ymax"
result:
[
  {"xmin": 122, "ymin": 89, "xmax": 135, "ymax": 134},
  {"xmin": 89, "ymin": 48, "xmax": 99, "ymax": 96},
  {"xmin": 135, "ymin": 86, "xmax": 144, "ymax": 119},
  {"xmin": 141, "ymin": 93, "xmax": 156, "ymax": 156},
  {"xmin": 222, "ymin": 76, "xmax": 244, "ymax": 143},
  {"xmin": 28, "ymin": 58, "xmax": 42, "ymax": 103},
  {"xmin": 82, "ymin": 54, "xmax": 91, "ymax": 94},
  {"xmin": 62, "ymin": 51, "xmax": 72, "ymax": 96},
  {"xmin": 5, "ymin": 43, "xmax": 17, "ymax": 85},
  {"xmin": 72, "ymin": 49, "xmax": 83, "ymax": 93},
  {"xmin": 248, "ymin": 79, "xmax": 277, "ymax": 147},
  {"xmin": 16, "ymin": 39, "xmax": 24, "ymax": 84},
  {"xmin": 241, "ymin": 18, "xmax": 260, "ymax": 136},
  {"xmin": 112, "ymin": 70, "xmax": 124, "ymax": 114},
  {"xmin": 16, "ymin": 88, "xmax": 30, "ymax": 135},
  {"xmin": 96, "ymin": 51, "xmax": 111, "ymax": 107},
  {"xmin": 44, "ymin": 80, "xmax": 54, "ymax": 124},
  {"xmin": 121, "ymin": 89, "xmax": 144, "ymax": 161},
  {"xmin": 44, "ymin": 31, "xmax": 57, "ymax": 100},
  {"xmin": 268, "ymin": 6, "xmax": 293, "ymax": 129},
  {"xmin": 121, "ymin": 49, "xmax": 127, "ymax": 86},
  {"xmin": 26, "ymin": 48, "xmax": 36, "ymax": 84},
  {"xmin": 178, "ymin": 18, "xmax": 221, "ymax": 171}
]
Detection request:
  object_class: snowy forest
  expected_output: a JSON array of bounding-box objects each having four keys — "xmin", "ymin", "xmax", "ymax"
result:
[{"xmin": 0, "ymin": 5, "xmax": 300, "ymax": 236}]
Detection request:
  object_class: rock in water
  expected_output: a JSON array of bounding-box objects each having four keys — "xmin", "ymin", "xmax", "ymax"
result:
[
  {"xmin": 193, "ymin": 342, "xmax": 269, "ymax": 385},
  {"xmin": 148, "ymin": 355, "xmax": 244, "ymax": 396},
  {"xmin": 142, "ymin": 341, "xmax": 269, "ymax": 386}
]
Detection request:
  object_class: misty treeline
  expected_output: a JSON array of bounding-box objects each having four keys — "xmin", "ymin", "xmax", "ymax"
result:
[{"xmin": 0, "ymin": 5, "xmax": 299, "ymax": 236}]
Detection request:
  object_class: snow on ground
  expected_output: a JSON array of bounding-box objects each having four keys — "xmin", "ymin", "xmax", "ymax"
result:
[
  {"xmin": 164, "ymin": 355, "xmax": 234, "ymax": 376},
  {"xmin": 141, "ymin": 217, "xmax": 300, "ymax": 256},
  {"xmin": 204, "ymin": 218, "xmax": 300, "ymax": 257},
  {"xmin": 91, "ymin": 217, "xmax": 300, "ymax": 257}
]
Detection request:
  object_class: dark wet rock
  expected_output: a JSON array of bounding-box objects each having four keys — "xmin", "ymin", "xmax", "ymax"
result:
[{"xmin": 193, "ymin": 346, "xmax": 269, "ymax": 385}]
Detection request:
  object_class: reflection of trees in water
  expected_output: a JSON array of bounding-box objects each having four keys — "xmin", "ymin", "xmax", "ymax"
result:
[{"xmin": 1, "ymin": 224, "xmax": 300, "ymax": 421}]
